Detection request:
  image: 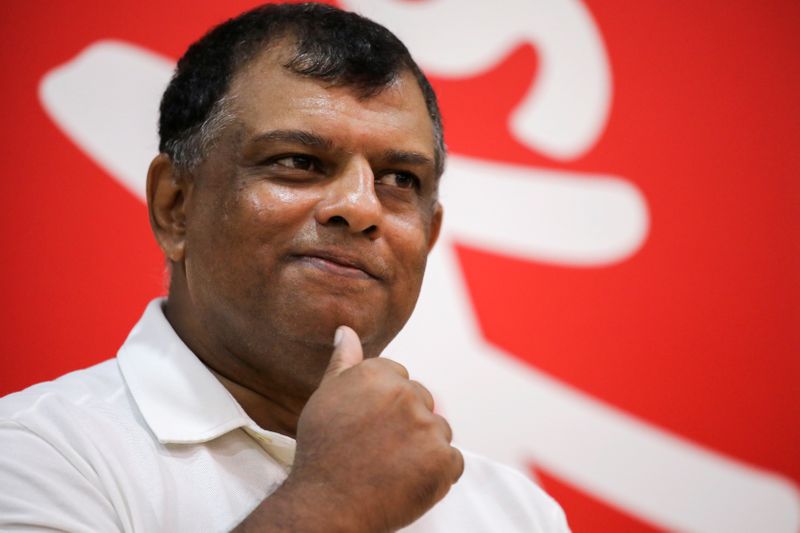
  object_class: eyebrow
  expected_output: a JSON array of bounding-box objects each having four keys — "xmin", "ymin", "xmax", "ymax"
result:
[
  {"xmin": 248, "ymin": 129, "xmax": 434, "ymax": 168},
  {"xmin": 250, "ymin": 129, "xmax": 334, "ymax": 150},
  {"xmin": 382, "ymin": 149, "xmax": 435, "ymax": 169}
]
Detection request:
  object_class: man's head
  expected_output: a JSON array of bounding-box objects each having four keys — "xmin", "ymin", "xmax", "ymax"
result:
[
  {"xmin": 147, "ymin": 2, "xmax": 444, "ymax": 397},
  {"xmin": 158, "ymin": 2, "xmax": 445, "ymax": 178}
]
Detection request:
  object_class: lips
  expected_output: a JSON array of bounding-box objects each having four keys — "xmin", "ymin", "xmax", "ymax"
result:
[{"xmin": 291, "ymin": 248, "xmax": 384, "ymax": 280}]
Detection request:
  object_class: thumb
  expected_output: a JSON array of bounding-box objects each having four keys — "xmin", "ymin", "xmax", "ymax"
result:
[{"xmin": 322, "ymin": 325, "xmax": 364, "ymax": 382}]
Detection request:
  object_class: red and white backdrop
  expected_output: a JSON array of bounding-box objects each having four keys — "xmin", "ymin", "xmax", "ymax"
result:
[{"xmin": 1, "ymin": 1, "xmax": 798, "ymax": 531}]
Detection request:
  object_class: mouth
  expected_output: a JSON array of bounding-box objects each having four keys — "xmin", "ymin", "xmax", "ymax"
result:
[{"xmin": 291, "ymin": 250, "xmax": 381, "ymax": 281}]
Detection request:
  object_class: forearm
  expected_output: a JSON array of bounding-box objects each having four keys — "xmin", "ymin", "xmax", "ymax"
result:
[{"xmin": 231, "ymin": 476, "xmax": 377, "ymax": 533}]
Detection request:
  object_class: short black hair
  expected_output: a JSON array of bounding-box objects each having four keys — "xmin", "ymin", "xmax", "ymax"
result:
[{"xmin": 159, "ymin": 2, "xmax": 445, "ymax": 176}]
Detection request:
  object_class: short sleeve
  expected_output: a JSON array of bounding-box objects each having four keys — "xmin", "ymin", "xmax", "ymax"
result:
[{"xmin": 0, "ymin": 420, "xmax": 123, "ymax": 532}]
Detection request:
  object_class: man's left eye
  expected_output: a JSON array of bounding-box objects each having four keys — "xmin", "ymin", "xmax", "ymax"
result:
[
  {"xmin": 273, "ymin": 155, "xmax": 318, "ymax": 171},
  {"xmin": 377, "ymin": 172, "xmax": 419, "ymax": 190}
]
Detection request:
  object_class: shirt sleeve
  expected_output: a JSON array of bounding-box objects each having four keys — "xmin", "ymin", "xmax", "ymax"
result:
[
  {"xmin": 403, "ymin": 449, "xmax": 571, "ymax": 532},
  {"xmin": 0, "ymin": 420, "xmax": 124, "ymax": 532}
]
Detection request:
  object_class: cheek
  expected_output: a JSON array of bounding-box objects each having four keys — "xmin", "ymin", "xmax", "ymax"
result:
[
  {"xmin": 387, "ymin": 214, "xmax": 433, "ymax": 285},
  {"xmin": 234, "ymin": 186, "xmax": 317, "ymax": 242},
  {"xmin": 241, "ymin": 186, "xmax": 300, "ymax": 221},
  {"xmin": 188, "ymin": 187, "xmax": 314, "ymax": 284}
]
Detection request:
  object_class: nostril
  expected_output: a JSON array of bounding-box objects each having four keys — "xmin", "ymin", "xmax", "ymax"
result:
[{"xmin": 327, "ymin": 215, "xmax": 348, "ymax": 226}]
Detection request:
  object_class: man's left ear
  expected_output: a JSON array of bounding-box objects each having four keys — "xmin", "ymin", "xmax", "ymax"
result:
[
  {"xmin": 146, "ymin": 154, "xmax": 193, "ymax": 263},
  {"xmin": 427, "ymin": 202, "xmax": 444, "ymax": 252}
]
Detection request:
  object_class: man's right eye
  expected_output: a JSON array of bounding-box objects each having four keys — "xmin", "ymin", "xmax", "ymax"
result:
[{"xmin": 272, "ymin": 155, "xmax": 319, "ymax": 171}]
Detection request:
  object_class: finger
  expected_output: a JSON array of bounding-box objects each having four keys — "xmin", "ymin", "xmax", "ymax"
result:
[
  {"xmin": 367, "ymin": 357, "xmax": 410, "ymax": 380},
  {"xmin": 450, "ymin": 447, "xmax": 465, "ymax": 483},
  {"xmin": 434, "ymin": 413, "xmax": 453, "ymax": 443},
  {"xmin": 322, "ymin": 325, "xmax": 364, "ymax": 382},
  {"xmin": 410, "ymin": 380, "xmax": 435, "ymax": 412}
]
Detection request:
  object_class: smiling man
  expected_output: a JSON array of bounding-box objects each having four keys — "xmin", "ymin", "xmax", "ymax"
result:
[{"xmin": 0, "ymin": 3, "xmax": 568, "ymax": 532}]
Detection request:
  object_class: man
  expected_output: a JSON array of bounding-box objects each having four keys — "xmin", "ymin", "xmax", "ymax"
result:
[{"xmin": 0, "ymin": 3, "xmax": 568, "ymax": 531}]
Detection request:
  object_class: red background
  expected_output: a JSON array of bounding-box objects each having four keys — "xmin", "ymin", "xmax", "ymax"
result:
[{"xmin": 1, "ymin": 1, "xmax": 798, "ymax": 530}]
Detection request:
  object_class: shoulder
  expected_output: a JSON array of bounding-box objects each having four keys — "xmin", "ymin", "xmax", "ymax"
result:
[
  {"xmin": 405, "ymin": 449, "xmax": 570, "ymax": 532},
  {"xmin": 0, "ymin": 360, "xmax": 134, "ymax": 532},
  {"xmin": 2, "ymin": 358, "xmax": 122, "ymax": 406},
  {"xmin": 0, "ymin": 359, "xmax": 135, "ymax": 450}
]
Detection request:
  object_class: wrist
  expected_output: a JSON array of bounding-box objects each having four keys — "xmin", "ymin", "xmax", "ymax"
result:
[{"xmin": 233, "ymin": 472, "xmax": 383, "ymax": 533}]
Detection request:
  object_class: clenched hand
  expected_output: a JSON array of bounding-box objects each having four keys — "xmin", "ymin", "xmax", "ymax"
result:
[{"xmin": 234, "ymin": 326, "xmax": 464, "ymax": 532}]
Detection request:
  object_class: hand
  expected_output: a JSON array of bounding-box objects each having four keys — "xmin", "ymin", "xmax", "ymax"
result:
[
  {"xmin": 233, "ymin": 326, "xmax": 463, "ymax": 532},
  {"xmin": 291, "ymin": 325, "xmax": 464, "ymax": 532}
]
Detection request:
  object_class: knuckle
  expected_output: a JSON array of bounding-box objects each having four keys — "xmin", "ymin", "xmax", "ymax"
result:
[
  {"xmin": 361, "ymin": 358, "xmax": 408, "ymax": 380},
  {"xmin": 412, "ymin": 380, "xmax": 432, "ymax": 398},
  {"xmin": 396, "ymin": 380, "xmax": 421, "ymax": 407},
  {"xmin": 411, "ymin": 407, "xmax": 434, "ymax": 431},
  {"xmin": 436, "ymin": 415, "xmax": 453, "ymax": 441},
  {"xmin": 358, "ymin": 357, "xmax": 383, "ymax": 376},
  {"xmin": 451, "ymin": 448, "xmax": 465, "ymax": 481}
]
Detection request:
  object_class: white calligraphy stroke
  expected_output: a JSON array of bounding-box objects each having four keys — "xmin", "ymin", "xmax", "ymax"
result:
[
  {"xmin": 343, "ymin": 0, "xmax": 610, "ymax": 160},
  {"xmin": 39, "ymin": 36, "xmax": 799, "ymax": 533}
]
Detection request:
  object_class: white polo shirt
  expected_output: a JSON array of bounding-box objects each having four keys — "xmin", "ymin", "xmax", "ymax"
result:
[{"xmin": 0, "ymin": 299, "xmax": 569, "ymax": 532}]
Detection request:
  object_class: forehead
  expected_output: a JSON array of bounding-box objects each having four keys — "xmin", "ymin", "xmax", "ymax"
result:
[{"xmin": 225, "ymin": 42, "xmax": 436, "ymax": 158}]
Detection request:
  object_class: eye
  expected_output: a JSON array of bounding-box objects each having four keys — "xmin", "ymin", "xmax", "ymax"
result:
[
  {"xmin": 272, "ymin": 155, "xmax": 320, "ymax": 172},
  {"xmin": 377, "ymin": 171, "xmax": 420, "ymax": 190}
]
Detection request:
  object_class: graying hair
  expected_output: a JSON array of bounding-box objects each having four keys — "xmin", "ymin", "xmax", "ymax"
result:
[
  {"xmin": 162, "ymin": 95, "xmax": 238, "ymax": 175},
  {"xmin": 158, "ymin": 4, "xmax": 446, "ymax": 178},
  {"xmin": 162, "ymin": 85, "xmax": 445, "ymax": 178}
]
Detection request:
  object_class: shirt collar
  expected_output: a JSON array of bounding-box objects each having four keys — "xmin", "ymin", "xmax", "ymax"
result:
[{"xmin": 117, "ymin": 298, "xmax": 295, "ymax": 465}]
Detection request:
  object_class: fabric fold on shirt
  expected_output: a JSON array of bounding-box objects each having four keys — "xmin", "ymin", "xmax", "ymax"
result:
[{"xmin": 117, "ymin": 299, "xmax": 296, "ymax": 465}]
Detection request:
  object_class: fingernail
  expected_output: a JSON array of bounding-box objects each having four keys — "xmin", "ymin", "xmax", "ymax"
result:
[{"xmin": 333, "ymin": 326, "xmax": 344, "ymax": 347}]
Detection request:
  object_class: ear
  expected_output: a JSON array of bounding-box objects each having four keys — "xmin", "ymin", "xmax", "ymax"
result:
[
  {"xmin": 146, "ymin": 154, "xmax": 192, "ymax": 263},
  {"xmin": 426, "ymin": 201, "xmax": 443, "ymax": 252}
]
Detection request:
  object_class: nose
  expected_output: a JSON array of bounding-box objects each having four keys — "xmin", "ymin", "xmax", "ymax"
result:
[{"xmin": 315, "ymin": 158, "xmax": 382, "ymax": 237}]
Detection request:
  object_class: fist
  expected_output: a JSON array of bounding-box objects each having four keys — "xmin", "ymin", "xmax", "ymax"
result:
[{"xmin": 290, "ymin": 326, "xmax": 464, "ymax": 532}]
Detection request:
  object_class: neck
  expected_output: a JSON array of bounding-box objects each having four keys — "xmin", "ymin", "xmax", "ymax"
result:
[
  {"xmin": 208, "ymin": 367, "xmax": 306, "ymax": 437},
  {"xmin": 163, "ymin": 286, "xmax": 335, "ymax": 438}
]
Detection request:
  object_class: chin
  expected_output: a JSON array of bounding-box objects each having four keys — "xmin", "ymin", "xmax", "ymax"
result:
[{"xmin": 288, "ymin": 305, "xmax": 400, "ymax": 356}]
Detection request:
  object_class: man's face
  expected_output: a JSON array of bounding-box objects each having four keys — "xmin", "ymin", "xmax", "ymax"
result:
[{"xmin": 177, "ymin": 43, "xmax": 442, "ymax": 379}]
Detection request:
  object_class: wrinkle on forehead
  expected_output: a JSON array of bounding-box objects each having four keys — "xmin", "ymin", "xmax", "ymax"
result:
[{"xmin": 229, "ymin": 55, "xmax": 434, "ymax": 154}]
